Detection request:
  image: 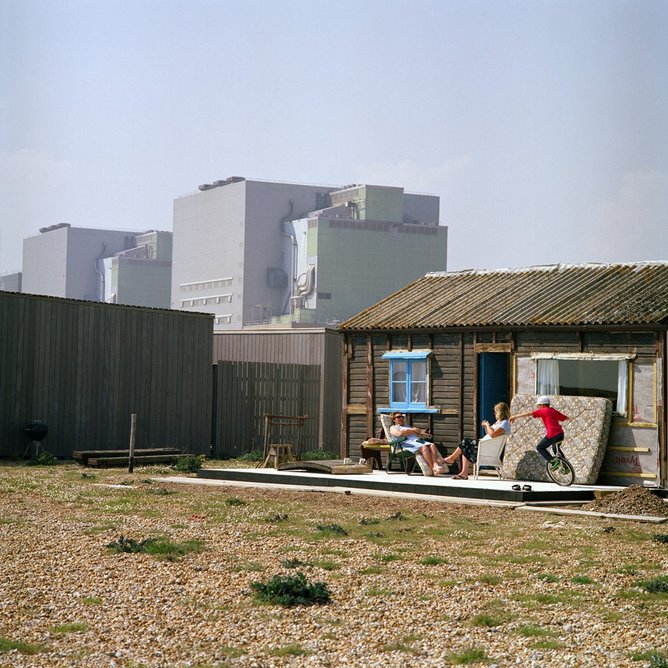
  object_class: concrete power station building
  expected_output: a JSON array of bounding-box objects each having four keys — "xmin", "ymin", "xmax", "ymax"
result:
[
  {"xmin": 21, "ymin": 224, "xmax": 172, "ymax": 308},
  {"xmin": 172, "ymin": 177, "xmax": 448, "ymax": 329}
]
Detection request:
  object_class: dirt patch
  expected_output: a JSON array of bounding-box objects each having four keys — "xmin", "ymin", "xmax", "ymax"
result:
[{"xmin": 582, "ymin": 485, "xmax": 668, "ymax": 516}]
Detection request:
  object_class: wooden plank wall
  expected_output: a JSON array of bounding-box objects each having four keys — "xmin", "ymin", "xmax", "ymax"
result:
[
  {"xmin": 213, "ymin": 361, "xmax": 320, "ymax": 458},
  {"xmin": 212, "ymin": 328, "xmax": 343, "ymax": 452},
  {"xmin": 0, "ymin": 292, "xmax": 213, "ymax": 458}
]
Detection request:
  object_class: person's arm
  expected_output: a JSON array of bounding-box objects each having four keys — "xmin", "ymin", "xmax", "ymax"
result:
[
  {"xmin": 481, "ymin": 420, "xmax": 505, "ymax": 437},
  {"xmin": 509, "ymin": 411, "xmax": 533, "ymax": 423}
]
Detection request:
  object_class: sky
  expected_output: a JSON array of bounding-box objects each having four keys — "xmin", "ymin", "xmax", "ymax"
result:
[{"xmin": 1, "ymin": 0, "xmax": 667, "ymax": 276}]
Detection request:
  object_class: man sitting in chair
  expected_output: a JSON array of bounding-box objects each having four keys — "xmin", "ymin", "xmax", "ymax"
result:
[
  {"xmin": 389, "ymin": 412, "xmax": 447, "ymax": 476},
  {"xmin": 443, "ymin": 402, "xmax": 511, "ymax": 480}
]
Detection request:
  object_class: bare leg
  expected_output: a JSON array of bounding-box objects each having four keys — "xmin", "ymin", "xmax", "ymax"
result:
[
  {"xmin": 458, "ymin": 454, "xmax": 471, "ymax": 479},
  {"xmin": 444, "ymin": 447, "xmax": 462, "ymax": 465},
  {"xmin": 418, "ymin": 445, "xmax": 444, "ymax": 475}
]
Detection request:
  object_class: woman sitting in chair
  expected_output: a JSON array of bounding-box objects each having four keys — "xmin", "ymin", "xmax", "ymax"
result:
[
  {"xmin": 444, "ymin": 402, "xmax": 511, "ymax": 480},
  {"xmin": 389, "ymin": 412, "xmax": 447, "ymax": 476}
]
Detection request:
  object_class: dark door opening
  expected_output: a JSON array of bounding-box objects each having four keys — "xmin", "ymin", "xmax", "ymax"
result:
[{"xmin": 478, "ymin": 353, "xmax": 510, "ymax": 437}]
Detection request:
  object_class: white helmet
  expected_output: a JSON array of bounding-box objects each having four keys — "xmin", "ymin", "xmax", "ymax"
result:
[{"xmin": 536, "ymin": 395, "xmax": 551, "ymax": 405}]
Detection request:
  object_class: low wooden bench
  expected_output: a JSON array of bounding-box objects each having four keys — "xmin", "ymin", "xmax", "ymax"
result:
[
  {"xmin": 84, "ymin": 453, "xmax": 188, "ymax": 468},
  {"xmin": 73, "ymin": 448, "xmax": 182, "ymax": 466}
]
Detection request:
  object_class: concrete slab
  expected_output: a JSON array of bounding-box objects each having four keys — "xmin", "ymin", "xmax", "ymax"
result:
[{"xmin": 196, "ymin": 466, "xmax": 624, "ymax": 504}]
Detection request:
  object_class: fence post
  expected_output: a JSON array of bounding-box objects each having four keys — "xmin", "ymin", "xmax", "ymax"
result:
[{"xmin": 128, "ymin": 413, "xmax": 137, "ymax": 473}]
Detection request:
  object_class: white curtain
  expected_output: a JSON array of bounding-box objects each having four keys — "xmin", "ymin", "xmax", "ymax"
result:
[
  {"xmin": 616, "ymin": 360, "xmax": 628, "ymax": 416},
  {"xmin": 536, "ymin": 359, "xmax": 559, "ymax": 395}
]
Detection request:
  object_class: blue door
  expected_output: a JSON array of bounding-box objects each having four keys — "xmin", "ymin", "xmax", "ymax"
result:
[{"xmin": 478, "ymin": 353, "xmax": 510, "ymax": 437}]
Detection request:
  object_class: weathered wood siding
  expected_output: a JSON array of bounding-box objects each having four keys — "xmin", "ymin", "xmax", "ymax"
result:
[
  {"xmin": 213, "ymin": 361, "xmax": 320, "ymax": 457},
  {"xmin": 0, "ymin": 292, "xmax": 213, "ymax": 458},
  {"xmin": 342, "ymin": 327, "xmax": 665, "ymax": 486},
  {"xmin": 213, "ymin": 328, "xmax": 342, "ymax": 451}
]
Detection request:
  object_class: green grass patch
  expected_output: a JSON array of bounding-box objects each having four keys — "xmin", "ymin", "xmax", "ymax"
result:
[
  {"xmin": 571, "ymin": 575, "xmax": 595, "ymax": 584},
  {"xmin": 269, "ymin": 643, "xmax": 311, "ymax": 657},
  {"xmin": 376, "ymin": 553, "xmax": 402, "ymax": 563},
  {"xmin": 480, "ymin": 574, "xmax": 502, "ymax": 585},
  {"xmin": 638, "ymin": 576, "xmax": 668, "ymax": 594},
  {"xmin": 314, "ymin": 560, "xmax": 339, "ymax": 571},
  {"xmin": 536, "ymin": 573, "xmax": 560, "ymax": 583},
  {"xmin": 0, "ymin": 636, "xmax": 43, "ymax": 655},
  {"xmin": 106, "ymin": 535, "xmax": 204, "ymax": 561},
  {"xmin": 173, "ymin": 455, "xmax": 204, "ymax": 473},
  {"xmin": 82, "ymin": 597, "xmax": 102, "ymax": 606},
  {"xmin": 420, "ymin": 555, "xmax": 447, "ymax": 566},
  {"xmin": 51, "ymin": 623, "xmax": 88, "ymax": 634},
  {"xmin": 470, "ymin": 613, "xmax": 503, "ymax": 628},
  {"xmin": 516, "ymin": 624, "xmax": 551, "ymax": 637},
  {"xmin": 366, "ymin": 586, "xmax": 394, "ymax": 597},
  {"xmin": 315, "ymin": 523, "xmax": 348, "ymax": 536},
  {"xmin": 251, "ymin": 572, "xmax": 331, "ymax": 607},
  {"xmin": 630, "ymin": 650, "xmax": 668, "ymax": 667},
  {"xmin": 447, "ymin": 647, "xmax": 489, "ymax": 664},
  {"xmin": 359, "ymin": 565, "xmax": 384, "ymax": 575},
  {"xmin": 225, "ymin": 497, "xmax": 247, "ymax": 507}
]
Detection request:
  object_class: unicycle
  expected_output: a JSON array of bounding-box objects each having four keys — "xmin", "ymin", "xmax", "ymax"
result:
[{"xmin": 545, "ymin": 440, "xmax": 575, "ymax": 486}]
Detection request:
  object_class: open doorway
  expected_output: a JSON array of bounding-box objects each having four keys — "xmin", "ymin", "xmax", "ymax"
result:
[{"xmin": 477, "ymin": 353, "xmax": 511, "ymax": 437}]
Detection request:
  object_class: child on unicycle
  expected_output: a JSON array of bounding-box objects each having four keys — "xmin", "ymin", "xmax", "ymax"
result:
[{"xmin": 510, "ymin": 395, "xmax": 569, "ymax": 467}]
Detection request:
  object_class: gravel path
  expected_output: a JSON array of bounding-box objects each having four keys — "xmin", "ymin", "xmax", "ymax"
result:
[{"xmin": 1, "ymin": 465, "xmax": 667, "ymax": 667}]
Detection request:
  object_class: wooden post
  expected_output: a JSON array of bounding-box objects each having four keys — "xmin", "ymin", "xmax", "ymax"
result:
[{"xmin": 128, "ymin": 413, "xmax": 137, "ymax": 473}]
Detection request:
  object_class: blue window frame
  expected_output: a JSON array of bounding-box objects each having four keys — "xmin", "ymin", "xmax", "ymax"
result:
[{"xmin": 382, "ymin": 350, "xmax": 432, "ymax": 411}]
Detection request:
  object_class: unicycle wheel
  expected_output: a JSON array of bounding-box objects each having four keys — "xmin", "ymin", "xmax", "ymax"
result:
[{"xmin": 546, "ymin": 457, "xmax": 575, "ymax": 486}]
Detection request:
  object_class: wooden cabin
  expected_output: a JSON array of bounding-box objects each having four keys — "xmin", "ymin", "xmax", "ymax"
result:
[{"xmin": 338, "ymin": 262, "xmax": 668, "ymax": 487}]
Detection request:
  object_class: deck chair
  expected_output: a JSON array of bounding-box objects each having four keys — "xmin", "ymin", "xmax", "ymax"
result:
[
  {"xmin": 379, "ymin": 414, "xmax": 432, "ymax": 476},
  {"xmin": 472, "ymin": 434, "xmax": 508, "ymax": 479}
]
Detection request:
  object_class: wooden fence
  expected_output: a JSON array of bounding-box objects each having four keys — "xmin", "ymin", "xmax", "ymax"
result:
[
  {"xmin": 213, "ymin": 361, "xmax": 321, "ymax": 458},
  {"xmin": 0, "ymin": 291, "xmax": 213, "ymax": 458}
]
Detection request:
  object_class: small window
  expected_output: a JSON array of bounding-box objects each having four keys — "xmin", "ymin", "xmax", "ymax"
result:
[{"xmin": 383, "ymin": 350, "xmax": 431, "ymax": 411}]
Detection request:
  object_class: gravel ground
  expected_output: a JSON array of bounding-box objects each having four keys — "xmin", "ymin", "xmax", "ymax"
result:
[{"xmin": 1, "ymin": 464, "xmax": 667, "ymax": 668}]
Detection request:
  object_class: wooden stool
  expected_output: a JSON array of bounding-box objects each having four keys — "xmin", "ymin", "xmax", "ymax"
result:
[{"xmin": 259, "ymin": 444, "xmax": 295, "ymax": 469}]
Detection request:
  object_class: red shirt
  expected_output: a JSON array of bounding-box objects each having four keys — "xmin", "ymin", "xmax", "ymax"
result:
[{"xmin": 532, "ymin": 406, "xmax": 568, "ymax": 438}]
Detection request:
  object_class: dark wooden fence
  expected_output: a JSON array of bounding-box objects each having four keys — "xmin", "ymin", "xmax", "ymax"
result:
[
  {"xmin": 0, "ymin": 292, "xmax": 213, "ymax": 458},
  {"xmin": 213, "ymin": 361, "xmax": 321, "ymax": 458}
]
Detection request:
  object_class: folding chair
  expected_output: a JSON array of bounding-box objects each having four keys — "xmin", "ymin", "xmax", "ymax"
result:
[
  {"xmin": 473, "ymin": 434, "xmax": 508, "ymax": 479},
  {"xmin": 379, "ymin": 414, "xmax": 430, "ymax": 475}
]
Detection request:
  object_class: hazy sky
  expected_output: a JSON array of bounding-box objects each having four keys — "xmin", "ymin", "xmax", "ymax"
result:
[{"xmin": 1, "ymin": 0, "xmax": 667, "ymax": 276}]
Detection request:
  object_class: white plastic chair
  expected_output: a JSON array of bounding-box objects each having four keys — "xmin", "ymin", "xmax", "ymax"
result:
[{"xmin": 473, "ymin": 434, "xmax": 508, "ymax": 479}]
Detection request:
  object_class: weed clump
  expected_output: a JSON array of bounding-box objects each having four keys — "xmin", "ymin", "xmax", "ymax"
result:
[
  {"xmin": 652, "ymin": 534, "xmax": 668, "ymax": 544},
  {"xmin": 300, "ymin": 449, "xmax": 338, "ymax": 461},
  {"xmin": 316, "ymin": 524, "xmax": 348, "ymax": 536},
  {"xmin": 106, "ymin": 535, "xmax": 204, "ymax": 561},
  {"xmin": 251, "ymin": 572, "xmax": 331, "ymax": 607},
  {"xmin": 173, "ymin": 455, "xmax": 204, "ymax": 473},
  {"xmin": 639, "ymin": 576, "xmax": 668, "ymax": 594},
  {"xmin": 27, "ymin": 452, "xmax": 58, "ymax": 466},
  {"xmin": 238, "ymin": 450, "xmax": 263, "ymax": 462}
]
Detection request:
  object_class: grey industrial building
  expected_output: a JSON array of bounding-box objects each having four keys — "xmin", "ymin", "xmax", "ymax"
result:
[
  {"xmin": 21, "ymin": 224, "xmax": 172, "ymax": 308},
  {"xmin": 172, "ymin": 177, "xmax": 448, "ymax": 329}
]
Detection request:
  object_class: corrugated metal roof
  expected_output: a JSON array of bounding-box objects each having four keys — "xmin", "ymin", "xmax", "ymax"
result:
[{"xmin": 340, "ymin": 262, "xmax": 668, "ymax": 331}]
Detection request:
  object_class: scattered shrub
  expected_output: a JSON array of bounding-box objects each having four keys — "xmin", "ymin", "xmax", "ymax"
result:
[
  {"xmin": 359, "ymin": 517, "xmax": 380, "ymax": 525},
  {"xmin": 300, "ymin": 449, "xmax": 338, "ymax": 461},
  {"xmin": 251, "ymin": 572, "xmax": 331, "ymax": 607},
  {"xmin": 106, "ymin": 535, "xmax": 204, "ymax": 561},
  {"xmin": 173, "ymin": 455, "xmax": 203, "ymax": 473},
  {"xmin": 225, "ymin": 497, "xmax": 247, "ymax": 506},
  {"xmin": 639, "ymin": 576, "xmax": 668, "ymax": 594},
  {"xmin": 27, "ymin": 452, "xmax": 58, "ymax": 466},
  {"xmin": 0, "ymin": 637, "xmax": 43, "ymax": 655},
  {"xmin": 280, "ymin": 558, "xmax": 307, "ymax": 569},
  {"xmin": 652, "ymin": 534, "xmax": 668, "ymax": 544},
  {"xmin": 421, "ymin": 556, "xmax": 447, "ymax": 566},
  {"xmin": 447, "ymin": 647, "xmax": 489, "ymax": 664},
  {"xmin": 316, "ymin": 524, "xmax": 348, "ymax": 536},
  {"xmin": 238, "ymin": 450, "xmax": 264, "ymax": 462}
]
